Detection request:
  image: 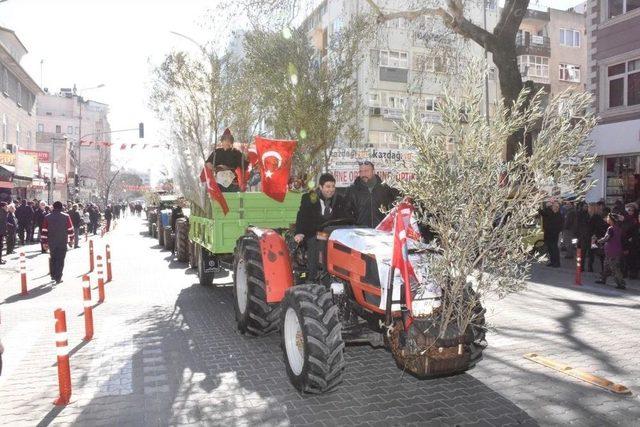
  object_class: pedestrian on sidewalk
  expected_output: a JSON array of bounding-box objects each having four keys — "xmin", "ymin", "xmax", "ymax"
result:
[
  {"xmin": 40, "ymin": 201, "xmax": 74, "ymax": 284},
  {"xmin": 6, "ymin": 203, "xmax": 17, "ymax": 255},
  {"xmin": 621, "ymin": 203, "xmax": 639, "ymax": 280},
  {"xmin": 104, "ymin": 204, "xmax": 113, "ymax": 232},
  {"xmin": 15, "ymin": 199, "xmax": 32, "ymax": 246},
  {"xmin": 0, "ymin": 202, "xmax": 7, "ymax": 265},
  {"xmin": 596, "ymin": 213, "xmax": 626, "ymax": 290},
  {"xmin": 69, "ymin": 204, "xmax": 83, "ymax": 248},
  {"xmin": 539, "ymin": 201, "xmax": 563, "ymax": 268},
  {"xmin": 33, "ymin": 201, "xmax": 47, "ymax": 252}
]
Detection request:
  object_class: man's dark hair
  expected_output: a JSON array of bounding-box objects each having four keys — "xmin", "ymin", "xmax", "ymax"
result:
[
  {"xmin": 319, "ymin": 173, "xmax": 336, "ymax": 187},
  {"xmin": 359, "ymin": 160, "xmax": 375, "ymax": 169},
  {"xmin": 53, "ymin": 201, "xmax": 63, "ymax": 210}
]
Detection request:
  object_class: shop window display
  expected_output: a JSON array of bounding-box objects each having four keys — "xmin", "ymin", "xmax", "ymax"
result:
[{"xmin": 606, "ymin": 155, "xmax": 640, "ymax": 206}]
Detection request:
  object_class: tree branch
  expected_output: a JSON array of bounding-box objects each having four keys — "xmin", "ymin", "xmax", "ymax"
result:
[
  {"xmin": 494, "ymin": 0, "xmax": 530, "ymax": 38},
  {"xmin": 365, "ymin": 0, "xmax": 497, "ymax": 50}
]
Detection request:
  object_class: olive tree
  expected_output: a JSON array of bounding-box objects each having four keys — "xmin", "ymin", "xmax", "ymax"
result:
[
  {"xmin": 398, "ymin": 66, "xmax": 596, "ymax": 345},
  {"xmin": 242, "ymin": 18, "xmax": 368, "ymax": 175}
]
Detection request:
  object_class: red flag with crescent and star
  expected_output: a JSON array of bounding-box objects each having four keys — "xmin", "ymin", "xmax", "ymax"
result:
[
  {"xmin": 200, "ymin": 166, "xmax": 229, "ymax": 215},
  {"xmin": 255, "ymin": 136, "xmax": 297, "ymax": 202},
  {"xmin": 390, "ymin": 201, "xmax": 418, "ymax": 329}
]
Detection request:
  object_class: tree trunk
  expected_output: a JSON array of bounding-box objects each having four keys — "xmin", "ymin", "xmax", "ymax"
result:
[{"xmin": 492, "ymin": 41, "xmax": 524, "ymax": 161}]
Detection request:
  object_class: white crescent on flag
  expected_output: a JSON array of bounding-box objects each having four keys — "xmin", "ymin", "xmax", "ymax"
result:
[{"xmin": 261, "ymin": 150, "xmax": 283, "ymax": 169}]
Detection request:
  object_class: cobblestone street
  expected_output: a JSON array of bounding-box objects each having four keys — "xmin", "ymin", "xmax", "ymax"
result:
[{"xmin": 1, "ymin": 216, "xmax": 639, "ymax": 426}]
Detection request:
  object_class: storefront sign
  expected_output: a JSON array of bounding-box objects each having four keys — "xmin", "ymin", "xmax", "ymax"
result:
[
  {"xmin": 0, "ymin": 153, "xmax": 16, "ymax": 166},
  {"xmin": 18, "ymin": 149, "xmax": 50, "ymax": 162},
  {"xmin": 15, "ymin": 153, "xmax": 36, "ymax": 179},
  {"xmin": 328, "ymin": 147, "xmax": 416, "ymax": 187}
]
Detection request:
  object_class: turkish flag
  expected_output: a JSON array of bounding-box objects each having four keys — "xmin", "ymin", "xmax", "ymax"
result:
[
  {"xmin": 376, "ymin": 198, "xmax": 421, "ymax": 241},
  {"xmin": 235, "ymin": 167, "xmax": 249, "ymax": 192},
  {"xmin": 255, "ymin": 136, "xmax": 297, "ymax": 202},
  {"xmin": 247, "ymin": 147, "xmax": 259, "ymax": 169},
  {"xmin": 200, "ymin": 167, "xmax": 229, "ymax": 215},
  {"xmin": 390, "ymin": 201, "xmax": 418, "ymax": 328}
]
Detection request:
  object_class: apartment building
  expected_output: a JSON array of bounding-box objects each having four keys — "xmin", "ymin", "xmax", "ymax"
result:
[
  {"xmin": 585, "ymin": 0, "xmax": 640, "ymax": 204},
  {"xmin": 0, "ymin": 25, "xmax": 44, "ymax": 201},
  {"xmin": 36, "ymin": 89, "xmax": 111, "ymax": 201},
  {"xmin": 515, "ymin": 6, "xmax": 587, "ymax": 96},
  {"xmin": 301, "ymin": 0, "xmax": 500, "ymax": 186}
]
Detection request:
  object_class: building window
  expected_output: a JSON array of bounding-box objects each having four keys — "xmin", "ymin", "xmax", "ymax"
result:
[
  {"xmin": 608, "ymin": 0, "xmax": 640, "ymax": 19},
  {"xmin": 67, "ymin": 125, "xmax": 73, "ymax": 134},
  {"xmin": 383, "ymin": 92, "xmax": 407, "ymax": 109},
  {"xmin": 380, "ymin": 50, "xmax": 409, "ymax": 69},
  {"xmin": 55, "ymin": 125, "xmax": 61, "ymax": 134},
  {"xmin": 518, "ymin": 55, "xmax": 549, "ymax": 79},
  {"xmin": 369, "ymin": 92, "xmax": 380, "ymax": 107},
  {"xmin": 559, "ymin": 64, "xmax": 581, "ymax": 82},
  {"xmin": 607, "ymin": 58, "xmax": 640, "ymax": 108},
  {"xmin": 38, "ymin": 123, "xmax": 44, "ymax": 132},
  {"xmin": 413, "ymin": 95, "xmax": 439, "ymax": 112},
  {"xmin": 559, "ymin": 29, "xmax": 580, "ymax": 47}
]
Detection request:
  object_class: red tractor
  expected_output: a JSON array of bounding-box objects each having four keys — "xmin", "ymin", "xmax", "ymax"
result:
[{"xmin": 232, "ymin": 218, "xmax": 486, "ymax": 394}]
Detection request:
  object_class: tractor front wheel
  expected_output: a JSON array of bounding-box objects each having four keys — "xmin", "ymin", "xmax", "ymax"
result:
[
  {"xmin": 233, "ymin": 236, "xmax": 280, "ymax": 336},
  {"xmin": 280, "ymin": 284, "xmax": 345, "ymax": 394}
]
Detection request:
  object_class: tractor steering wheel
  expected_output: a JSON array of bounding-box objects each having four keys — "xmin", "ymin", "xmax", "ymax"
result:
[{"xmin": 319, "ymin": 217, "xmax": 355, "ymax": 230}]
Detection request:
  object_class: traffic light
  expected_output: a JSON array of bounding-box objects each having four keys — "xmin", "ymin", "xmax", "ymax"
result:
[{"xmin": 138, "ymin": 122, "xmax": 144, "ymax": 138}]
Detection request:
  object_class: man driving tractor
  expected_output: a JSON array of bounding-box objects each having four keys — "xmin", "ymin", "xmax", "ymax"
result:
[{"xmin": 294, "ymin": 173, "xmax": 348, "ymax": 280}]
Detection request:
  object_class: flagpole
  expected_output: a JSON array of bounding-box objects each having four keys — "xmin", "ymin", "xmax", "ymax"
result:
[{"xmin": 384, "ymin": 214, "xmax": 397, "ymax": 327}]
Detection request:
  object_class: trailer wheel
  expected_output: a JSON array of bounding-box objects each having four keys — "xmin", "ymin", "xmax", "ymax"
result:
[
  {"xmin": 280, "ymin": 284, "xmax": 345, "ymax": 394},
  {"xmin": 189, "ymin": 241, "xmax": 198, "ymax": 269},
  {"xmin": 157, "ymin": 216, "xmax": 164, "ymax": 246},
  {"xmin": 233, "ymin": 236, "xmax": 280, "ymax": 336},
  {"xmin": 163, "ymin": 226, "xmax": 174, "ymax": 251},
  {"xmin": 175, "ymin": 218, "xmax": 189, "ymax": 262},
  {"xmin": 197, "ymin": 245, "xmax": 215, "ymax": 286}
]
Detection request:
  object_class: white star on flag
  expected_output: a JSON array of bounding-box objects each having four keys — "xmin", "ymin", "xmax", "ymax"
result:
[{"xmin": 265, "ymin": 170, "xmax": 273, "ymax": 178}]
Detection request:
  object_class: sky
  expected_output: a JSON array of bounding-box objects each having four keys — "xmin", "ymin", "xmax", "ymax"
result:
[{"xmin": 0, "ymin": 0, "xmax": 586, "ymax": 182}]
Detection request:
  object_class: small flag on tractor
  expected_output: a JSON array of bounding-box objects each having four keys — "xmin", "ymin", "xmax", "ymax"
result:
[
  {"xmin": 390, "ymin": 202, "xmax": 418, "ymax": 329},
  {"xmin": 200, "ymin": 166, "xmax": 229, "ymax": 215}
]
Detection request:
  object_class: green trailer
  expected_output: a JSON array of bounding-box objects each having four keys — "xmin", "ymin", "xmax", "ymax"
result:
[{"xmin": 188, "ymin": 191, "xmax": 303, "ymax": 285}]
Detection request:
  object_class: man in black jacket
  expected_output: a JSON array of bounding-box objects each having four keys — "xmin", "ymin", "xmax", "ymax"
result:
[
  {"xmin": 346, "ymin": 161, "xmax": 399, "ymax": 228},
  {"xmin": 15, "ymin": 199, "xmax": 33, "ymax": 245},
  {"xmin": 69, "ymin": 204, "xmax": 83, "ymax": 248},
  {"xmin": 294, "ymin": 173, "xmax": 348, "ymax": 280},
  {"xmin": 41, "ymin": 201, "xmax": 74, "ymax": 283}
]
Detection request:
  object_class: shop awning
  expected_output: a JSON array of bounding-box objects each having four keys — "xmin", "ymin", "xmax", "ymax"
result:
[{"xmin": 0, "ymin": 180, "xmax": 13, "ymax": 189}]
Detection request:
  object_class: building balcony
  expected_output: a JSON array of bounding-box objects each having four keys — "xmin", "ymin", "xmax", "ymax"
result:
[
  {"xmin": 381, "ymin": 107, "xmax": 403, "ymax": 119},
  {"xmin": 516, "ymin": 34, "xmax": 550, "ymax": 57},
  {"xmin": 420, "ymin": 111, "xmax": 442, "ymax": 124}
]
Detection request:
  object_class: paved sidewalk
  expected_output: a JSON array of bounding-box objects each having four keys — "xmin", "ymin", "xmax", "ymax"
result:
[{"xmin": 0, "ymin": 217, "xmax": 638, "ymax": 426}]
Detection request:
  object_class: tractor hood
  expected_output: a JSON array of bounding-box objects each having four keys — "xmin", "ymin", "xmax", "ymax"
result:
[{"xmin": 328, "ymin": 228, "xmax": 441, "ymax": 313}]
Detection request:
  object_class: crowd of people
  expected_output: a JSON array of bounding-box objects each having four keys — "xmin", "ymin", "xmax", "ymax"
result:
[
  {"xmin": 539, "ymin": 199, "xmax": 639, "ymax": 289},
  {"xmin": 0, "ymin": 199, "xmax": 135, "ymax": 265}
]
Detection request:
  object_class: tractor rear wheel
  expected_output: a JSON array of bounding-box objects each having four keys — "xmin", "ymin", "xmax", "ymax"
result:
[
  {"xmin": 233, "ymin": 236, "xmax": 280, "ymax": 336},
  {"xmin": 157, "ymin": 217, "xmax": 164, "ymax": 246},
  {"xmin": 189, "ymin": 241, "xmax": 198, "ymax": 269},
  {"xmin": 197, "ymin": 245, "xmax": 215, "ymax": 286},
  {"xmin": 163, "ymin": 226, "xmax": 174, "ymax": 251},
  {"xmin": 175, "ymin": 218, "xmax": 189, "ymax": 262},
  {"xmin": 280, "ymin": 284, "xmax": 345, "ymax": 394}
]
